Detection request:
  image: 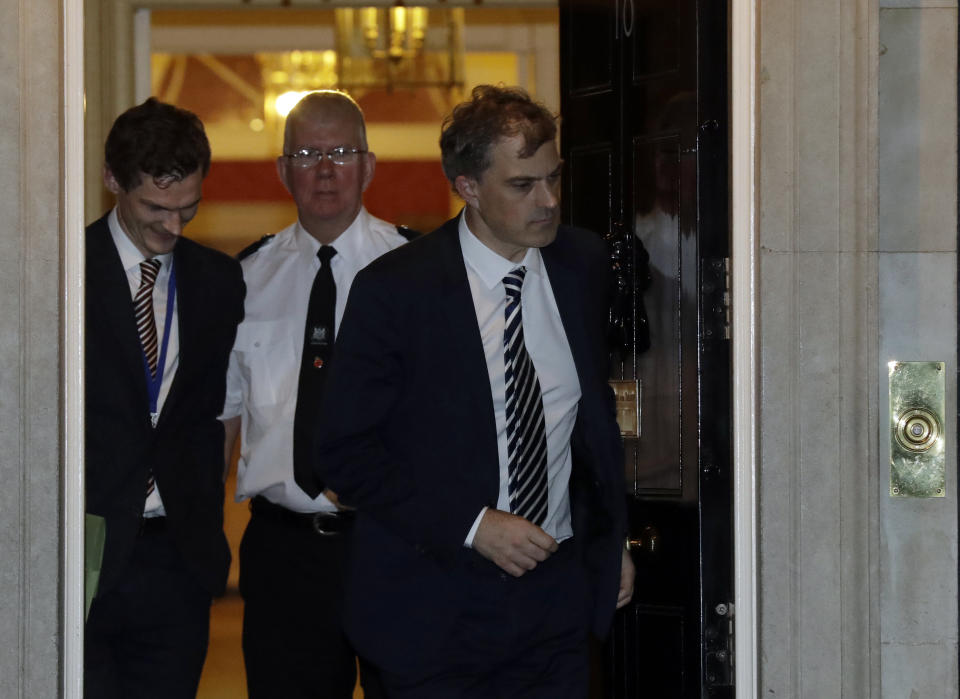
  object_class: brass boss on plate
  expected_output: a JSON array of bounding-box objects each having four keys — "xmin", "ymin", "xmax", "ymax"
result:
[{"xmin": 894, "ymin": 406, "xmax": 942, "ymax": 453}]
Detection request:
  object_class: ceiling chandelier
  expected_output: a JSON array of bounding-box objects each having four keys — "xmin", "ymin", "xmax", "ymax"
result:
[
  {"xmin": 335, "ymin": 6, "xmax": 465, "ymax": 91},
  {"xmin": 259, "ymin": 5, "xmax": 465, "ymax": 121}
]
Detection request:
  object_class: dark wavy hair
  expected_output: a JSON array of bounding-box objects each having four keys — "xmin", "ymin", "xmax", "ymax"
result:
[
  {"xmin": 439, "ymin": 85, "xmax": 557, "ymax": 191},
  {"xmin": 104, "ymin": 97, "xmax": 211, "ymax": 191}
]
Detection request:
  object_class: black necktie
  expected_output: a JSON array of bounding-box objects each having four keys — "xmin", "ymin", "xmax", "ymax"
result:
[{"xmin": 293, "ymin": 245, "xmax": 337, "ymax": 496}]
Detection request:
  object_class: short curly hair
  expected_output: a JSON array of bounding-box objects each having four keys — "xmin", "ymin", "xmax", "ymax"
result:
[
  {"xmin": 439, "ymin": 85, "xmax": 557, "ymax": 190},
  {"xmin": 104, "ymin": 97, "xmax": 211, "ymax": 191}
]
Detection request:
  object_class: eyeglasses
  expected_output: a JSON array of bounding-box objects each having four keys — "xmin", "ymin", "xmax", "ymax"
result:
[{"xmin": 282, "ymin": 147, "xmax": 368, "ymax": 168}]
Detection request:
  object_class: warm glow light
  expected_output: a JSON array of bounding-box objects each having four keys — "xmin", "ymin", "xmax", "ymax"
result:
[
  {"xmin": 322, "ymin": 50, "xmax": 337, "ymax": 69},
  {"xmin": 334, "ymin": 6, "xmax": 464, "ymax": 89},
  {"xmin": 275, "ymin": 91, "xmax": 311, "ymax": 117},
  {"xmin": 411, "ymin": 7, "xmax": 428, "ymax": 43},
  {"xmin": 361, "ymin": 7, "xmax": 379, "ymax": 47},
  {"xmin": 391, "ymin": 6, "xmax": 407, "ymax": 33}
]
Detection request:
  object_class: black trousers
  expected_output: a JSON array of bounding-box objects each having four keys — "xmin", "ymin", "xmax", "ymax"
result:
[
  {"xmin": 240, "ymin": 501, "xmax": 385, "ymax": 699},
  {"xmin": 377, "ymin": 540, "xmax": 591, "ymax": 699},
  {"xmin": 85, "ymin": 521, "xmax": 212, "ymax": 699}
]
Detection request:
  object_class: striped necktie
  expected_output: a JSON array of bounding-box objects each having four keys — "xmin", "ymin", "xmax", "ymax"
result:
[
  {"xmin": 136, "ymin": 259, "xmax": 162, "ymax": 498},
  {"xmin": 135, "ymin": 259, "xmax": 162, "ymax": 377},
  {"xmin": 503, "ymin": 267, "xmax": 549, "ymax": 526}
]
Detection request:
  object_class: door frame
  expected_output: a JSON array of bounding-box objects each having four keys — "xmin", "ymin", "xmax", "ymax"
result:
[
  {"xmin": 729, "ymin": 0, "xmax": 758, "ymax": 696},
  {"xmin": 60, "ymin": 1, "xmax": 759, "ymax": 696},
  {"xmin": 63, "ymin": 0, "xmax": 86, "ymax": 695}
]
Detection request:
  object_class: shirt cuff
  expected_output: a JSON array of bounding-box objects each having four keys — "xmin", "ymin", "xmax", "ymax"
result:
[
  {"xmin": 218, "ymin": 408, "xmax": 240, "ymax": 421},
  {"xmin": 463, "ymin": 506, "xmax": 489, "ymax": 548}
]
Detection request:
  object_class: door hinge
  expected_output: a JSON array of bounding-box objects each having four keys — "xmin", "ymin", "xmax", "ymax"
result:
[
  {"xmin": 703, "ymin": 257, "xmax": 731, "ymax": 341},
  {"xmin": 705, "ymin": 601, "xmax": 734, "ymax": 687}
]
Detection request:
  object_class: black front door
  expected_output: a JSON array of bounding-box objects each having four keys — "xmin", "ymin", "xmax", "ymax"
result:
[{"xmin": 559, "ymin": 0, "xmax": 732, "ymax": 696}]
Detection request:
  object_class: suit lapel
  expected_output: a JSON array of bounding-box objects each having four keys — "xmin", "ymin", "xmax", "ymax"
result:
[
  {"xmin": 434, "ymin": 218, "xmax": 502, "ymax": 497},
  {"xmin": 87, "ymin": 219, "xmax": 151, "ymax": 408},
  {"xmin": 158, "ymin": 240, "xmax": 201, "ymax": 425},
  {"xmin": 542, "ymin": 230, "xmax": 594, "ymax": 394},
  {"xmin": 436, "ymin": 219, "xmax": 496, "ymax": 407},
  {"xmin": 434, "ymin": 221, "xmax": 597, "ymax": 414}
]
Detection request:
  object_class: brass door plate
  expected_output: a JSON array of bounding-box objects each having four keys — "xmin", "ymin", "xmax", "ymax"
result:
[
  {"xmin": 889, "ymin": 361, "xmax": 946, "ymax": 498},
  {"xmin": 610, "ymin": 379, "xmax": 640, "ymax": 438}
]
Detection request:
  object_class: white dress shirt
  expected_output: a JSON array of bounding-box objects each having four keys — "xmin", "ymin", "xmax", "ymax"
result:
[
  {"xmin": 458, "ymin": 213, "xmax": 581, "ymax": 545},
  {"xmin": 221, "ymin": 208, "xmax": 409, "ymax": 513},
  {"xmin": 108, "ymin": 207, "xmax": 179, "ymax": 517}
]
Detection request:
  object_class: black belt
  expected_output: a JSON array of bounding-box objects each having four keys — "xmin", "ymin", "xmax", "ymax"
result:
[{"xmin": 250, "ymin": 495, "xmax": 355, "ymax": 536}]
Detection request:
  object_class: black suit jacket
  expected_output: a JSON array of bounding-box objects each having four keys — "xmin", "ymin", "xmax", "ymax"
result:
[
  {"xmin": 314, "ymin": 215, "xmax": 626, "ymax": 673},
  {"xmin": 85, "ymin": 214, "xmax": 245, "ymax": 597}
]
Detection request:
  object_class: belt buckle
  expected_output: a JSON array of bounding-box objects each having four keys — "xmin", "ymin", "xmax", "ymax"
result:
[{"xmin": 311, "ymin": 512, "xmax": 339, "ymax": 536}]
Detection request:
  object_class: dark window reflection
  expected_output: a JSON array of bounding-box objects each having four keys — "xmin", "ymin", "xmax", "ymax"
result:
[{"xmin": 633, "ymin": 135, "xmax": 682, "ymax": 490}]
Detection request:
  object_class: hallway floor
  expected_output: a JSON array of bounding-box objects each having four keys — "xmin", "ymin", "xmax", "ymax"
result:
[{"xmin": 197, "ymin": 592, "xmax": 246, "ymax": 698}]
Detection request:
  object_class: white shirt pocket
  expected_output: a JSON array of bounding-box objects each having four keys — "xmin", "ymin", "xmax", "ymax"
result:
[{"xmin": 233, "ymin": 319, "xmax": 300, "ymax": 408}]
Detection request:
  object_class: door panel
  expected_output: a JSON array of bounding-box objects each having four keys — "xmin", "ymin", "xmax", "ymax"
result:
[
  {"xmin": 568, "ymin": 146, "xmax": 615, "ymax": 238},
  {"xmin": 631, "ymin": 135, "xmax": 683, "ymax": 495},
  {"xmin": 567, "ymin": 0, "xmax": 616, "ymax": 93},
  {"xmin": 617, "ymin": 604, "xmax": 686, "ymax": 696},
  {"xmin": 560, "ymin": 0, "xmax": 732, "ymax": 696},
  {"xmin": 629, "ymin": 0, "xmax": 681, "ymax": 79}
]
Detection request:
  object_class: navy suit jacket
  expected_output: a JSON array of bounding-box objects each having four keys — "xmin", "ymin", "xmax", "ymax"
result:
[
  {"xmin": 314, "ymin": 215, "xmax": 626, "ymax": 672},
  {"xmin": 85, "ymin": 214, "xmax": 245, "ymax": 597}
]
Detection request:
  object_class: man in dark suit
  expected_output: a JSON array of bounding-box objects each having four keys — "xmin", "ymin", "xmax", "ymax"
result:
[
  {"xmin": 84, "ymin": 97, "xmax": 245, "ymax": 698},
  {"xmin": 315, "ymin": 85, "xmax": 635, "ymax": 698}
]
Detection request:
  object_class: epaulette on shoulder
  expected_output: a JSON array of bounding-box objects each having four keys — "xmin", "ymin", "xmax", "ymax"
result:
[
  {"xmin": 395, "ymin": 225, "xmax": 422, "ymax": 242},
  {"xmin": 236, "ymin": 234, "xmax": 276, "ymax": 261}
]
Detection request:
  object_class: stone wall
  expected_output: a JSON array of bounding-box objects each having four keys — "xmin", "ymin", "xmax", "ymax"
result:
[
  {"xmin": 878, "ymin": 2, "xmax": 959, "ymax": 695},
  {"xmin": 758, "ymin": 0, "xmax": 881, "ymax": 692},
  {"xmin": 758, "ymin": 0, "xmax": 959, "ymax": 695},
  {"xmin": 0, "ymin": 0, "xmax": 65, "ymax": 696}
]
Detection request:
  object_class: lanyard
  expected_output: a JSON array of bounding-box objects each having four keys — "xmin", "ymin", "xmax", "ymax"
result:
[{"xmin": 141, "ymin": 262, "xmax": 177, "ymax": 428}]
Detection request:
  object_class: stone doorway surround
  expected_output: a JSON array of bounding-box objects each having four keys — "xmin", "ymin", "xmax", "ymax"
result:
[
  {"xmin": 66, "ymin": 2, "xmax": 763, "ymax": 695},
  {"xmin": 1, "ymin": 0, "xmax": 955, "ymax": 696}
]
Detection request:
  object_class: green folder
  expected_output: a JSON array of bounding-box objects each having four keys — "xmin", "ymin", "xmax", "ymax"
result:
[{"xmin": 84, "ymin": 514, "xmax": 106, "ymax": 621}]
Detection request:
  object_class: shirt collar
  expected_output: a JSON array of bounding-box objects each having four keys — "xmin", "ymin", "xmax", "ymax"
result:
[
  {"xmin": 458, "ymin": 210, "xmax": 542, "ymax": 291},
  {"xmin": 107, "ymin": 207, "xmax": 173, "ymax": 273},
  {"xmin": 294, "ymin": 207, "xmax": 370, "ymax": 266}
]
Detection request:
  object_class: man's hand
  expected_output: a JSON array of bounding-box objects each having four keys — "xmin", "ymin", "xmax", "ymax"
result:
[
  {"xmin": 616, "ymin": 547, "xmax": 635, "ymax": 609},
  {"xmin": 472, "ymin": 509, "xmax": 558, "ymax": 577},
  {"xmin": 322, "ymin": 488, "xmax": 354, "ymax": 511}
]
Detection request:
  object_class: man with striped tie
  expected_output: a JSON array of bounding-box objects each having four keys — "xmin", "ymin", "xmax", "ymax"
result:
[
  {"xmin": 314, "ymin": 85, "xmax": 635, "ymax": 698},
  {"xmin": 84, "ymin": 98, "xmax": 245, "ymax": 698}
]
